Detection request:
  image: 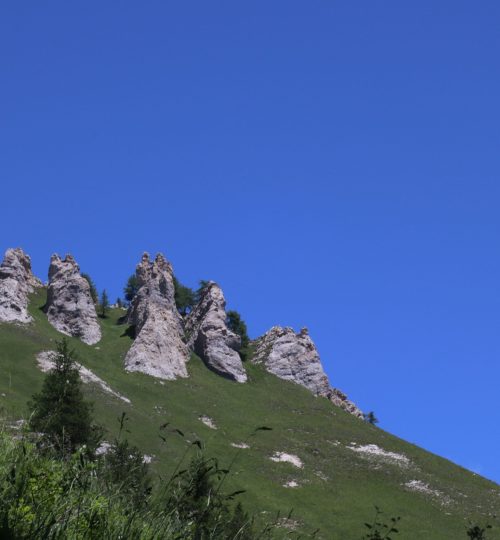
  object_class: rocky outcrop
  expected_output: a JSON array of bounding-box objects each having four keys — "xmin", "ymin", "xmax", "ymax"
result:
[
  {"xmin": 124, "ymin": 253, "xmax": 189, "ymax": 380},
  {"xmin": 185, "ymin": 282, "xmax": 247, "ymax": 383},
  {"xmin": 0, "ymin": 248, "xmax": 42, "ymax": 323},
  {"xmin": 252, "ymin": 326, "xmax": 362, "ymax": 417},
  {"xmin": 45, "ymin": 254, "xmax": 101, "ymax": 345},
  {"xmin": 327, "ymin": 387, "xmax": 363, "ymax": 418}
]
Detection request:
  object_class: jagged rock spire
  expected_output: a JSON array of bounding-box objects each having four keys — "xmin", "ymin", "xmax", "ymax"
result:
[
  {"xmin": 185, "ymin": 281, "xmax": 247, "ymax": 383},
  {"xmin": 252, "ymin": 326, "xmax": 362, "ymax": 417},
  {"xmin": 124, "ymin": 253, "xmax": 190, "ymax": 380},
  {"xmin": 0, "ymin": 248, "xmax": 42, "ymax": 324},
  {"xmin": 45, "ymin": 254, "xmax": 101, "ymax": 345}
]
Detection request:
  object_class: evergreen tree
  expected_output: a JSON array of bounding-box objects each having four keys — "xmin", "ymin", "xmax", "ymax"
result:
[
  {"xmin": 82, "ymin": 273, "xmax": 98, "ymax": 305},
  {"xmin": 29, "ymin": 339, "xmax": 98, "ymax": 455},
  {"xmin": 227, "ymin": 310, "xmax": 250, "ymax": 359},
  {"xmin": 100, "ymin": 289, "xmax": 109, "ymax": 318},
  {"xmin": 124, "ymin": 274, "xmax": 139, "ymax": 304},
  {"xmin": 364, "ymin": 411, "xmax": 379, "ymax": 425},
  {"xmin": 467, "ymin": 522, "xmax": 492, "ymax": 539},
  {"xmin": 173, "ymin": 276, "xmax": 196, "ymax": 316}
]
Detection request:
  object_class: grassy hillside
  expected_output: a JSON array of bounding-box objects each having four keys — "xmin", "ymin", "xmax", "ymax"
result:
[{"xmin": 0, "ymin": 288, "xmax": 499, "ymax": 539}]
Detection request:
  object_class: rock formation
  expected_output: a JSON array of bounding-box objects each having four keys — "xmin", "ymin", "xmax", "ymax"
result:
[
  {"xmin": 0, "ymin": 248, "xmax": 42, "ymax": 323},
  {"xmin": 252, "ymin": 326, "xmax": 362, "ymax": 417},
  {"xmin": 184, "ymin": 282, "xmax": 247, "ymax": 383},
  {"xmin": 45, "ymin": 254, "xmax": 101, "ymax": 345},
  {"xmin": 124, "ymin": 253, "xmax": 189, "ymax": 380}
]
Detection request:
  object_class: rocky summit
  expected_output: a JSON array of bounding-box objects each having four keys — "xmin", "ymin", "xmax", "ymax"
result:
[
  {"xmin": 0, "ymin": 248, "xmax": 42, "ymax": 324},
  {"xmin": 185, "ymin": 282, "xmax": 247, "ymax": 383},
  {"xmin": 252, "ymin": 326, "xmax": 362, "ymax": 417},
  {"xmin": 124, "ymin": 253, "xmax": 190, "ymax": 380},
  {"xmin": 45, "ymin": 254, "xmax": 101, "ymax": 345}
]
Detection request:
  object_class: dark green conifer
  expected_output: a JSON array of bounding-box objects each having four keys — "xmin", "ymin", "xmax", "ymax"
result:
[{"xmin": 29, "ymin": 339, "xmax": 98, "ymax": 455}]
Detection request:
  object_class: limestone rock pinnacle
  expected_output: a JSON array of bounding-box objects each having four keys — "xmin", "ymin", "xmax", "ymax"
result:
[
  {"xmin": 185, "ymin": 282, "xmax": 247, "ymax": 383},
  {"xmin": 124, "ymin": 253, "xmax": 190, "ymax": 380},
  {"xmin": 45, "ymin": 254, "xmax": 101, "ymax": 345},
  {"xmin": 0, "ymin": 248, "xmax": 42, "ymax": 324},
  {"xmin": 252, "ymin": 326, "xmax": 362, "ymax": 417}
]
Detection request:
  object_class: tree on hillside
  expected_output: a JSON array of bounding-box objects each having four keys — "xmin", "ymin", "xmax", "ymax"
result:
[
  {"xmin": 227, "ymin": 310, "xmax": 250, "ymax": 351},
  {"xmin": 364, "ymin": 411, "xmax": 379, "ymax": 426},
  {"xmin": 82, "ymin": 273, "xmax": 98, "ymax": 305},
  {"xmin": 124, "ymin": 274, "xmax": 139, "ymax": 304},
  {"xmin": 173, "ymin": 276, "xmax": 196, "ymax": 316},
  {"xmin": 29, "ymin": 339, "xmax": 99, "ymax": 455},
  {"xmin": 467, "ymin": 522, "xmax": 492, "ymax": 540},
  {"xmin": 100, "ymin": 289, "xmax": 109, "ymax": 318}
]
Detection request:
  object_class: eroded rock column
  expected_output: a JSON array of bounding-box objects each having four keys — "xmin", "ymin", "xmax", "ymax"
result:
[{"xmin": 45, "ymin": 254, "xmax": 101, "ymax": 345}]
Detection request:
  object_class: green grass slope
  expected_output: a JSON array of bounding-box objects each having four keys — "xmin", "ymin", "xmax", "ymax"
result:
[{"xmin": 0, "ymin": 288, "xmax": 499, "ymax": 539}]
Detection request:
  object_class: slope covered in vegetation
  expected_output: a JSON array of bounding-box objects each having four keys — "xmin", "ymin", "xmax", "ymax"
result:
[{"xmin": 0, "ymin": 288, "xmax": 498, "ymax": 539}]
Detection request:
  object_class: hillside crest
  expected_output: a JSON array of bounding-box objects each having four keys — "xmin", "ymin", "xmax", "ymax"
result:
[{"xmin": 0, "ymin": 247, "xmax": 360, "ymax": 416}]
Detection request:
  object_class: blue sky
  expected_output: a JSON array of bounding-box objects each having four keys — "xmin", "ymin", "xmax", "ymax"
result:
[{"xmin": 1, "ymin": 2, "xmax": 499, "ymax": 482}]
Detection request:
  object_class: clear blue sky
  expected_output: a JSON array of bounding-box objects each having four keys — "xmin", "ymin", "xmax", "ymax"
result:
[{"xmin": 1, "ymin": 2, "xmax": 499, "ymax": 482}]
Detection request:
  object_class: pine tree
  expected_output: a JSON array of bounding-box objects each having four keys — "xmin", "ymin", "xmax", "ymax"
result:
[
  {"xmin": 29, "ymin": 339, "xmax": 98, "ymax": 455},
  {"xmin": 173, "ymin": 276, "xmax": 195, "ymax": 316},
  {"xmin": 364, "ymin": 411, "xmax": 379, "ymax": 425},
  {"xmin": 100, "ymin": 289, "xmax": 109, "ymax": 318},
  {"xmin": 227, "ymin": 310, "xmax": 250, "ymax": 360},
  {"xmin": 124, "ymin": 274, "xmax": 140, "ymax": 304}
]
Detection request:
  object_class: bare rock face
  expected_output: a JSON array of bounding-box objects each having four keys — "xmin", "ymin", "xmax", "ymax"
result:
[
  {"xmin": 327, "ymin": 387, "xmax": 363, "ymax": 418},
  {"xmin": 45, "ymin": 254, "xmax": 101, "ymax": 345},
  {"xmin": 252, "ymin": 326, "xmax": 362, "ymax": 417},
  {"xmin": 0, "ymin": 248, "xmax": 42, "ymax": 323},
  {"xmin": 124, "ymin": 253, "xmax": 189, "ymax": 380},
  {"xmin": 185, "ymin": 282, "xmax": 247, "ymax": 383}
]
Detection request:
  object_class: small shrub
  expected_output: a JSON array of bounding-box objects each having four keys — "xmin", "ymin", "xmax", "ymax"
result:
[{"xmin": 363, "ymin": 506, "xmax": 400, "ymax": 539}]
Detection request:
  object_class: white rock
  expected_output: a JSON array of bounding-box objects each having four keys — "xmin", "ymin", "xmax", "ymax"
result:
[
  {"xmin": 124, "ymin": 253, "xmax": 189, "ymax": 380},
  {"xmin": 199, "ymin": 415, "xmax": 217, "ymax": 429},
  {"xmin": 270, "ymin": 452, "xmax": 303, "ymax": 468},
  {"xmin": 96, "ymin": 442, "xmax": 112, "ymax": 456},
  {"xmin": 45, "ymin": 254, "xmax": 101, "ymax": 345},
  {"xmin": 231, "ymin": 442, "xmax": 250, "ymax": 449},
  {"xmin": 252, "ymin": 326, "xmax": 362, "ymax": 417},
  {"xmin": 347, "ymin": 443, "xmax": 410, "ymax": 468},
  {"xmin": 185, "ymin": 282, "xmax": 246, "ymax": 383},
  {"xmin": 403, "ymin": 480, "xmax": 451, "ymax": 505},
  {"xmin": 0, "ymin": 248, "xmax": 42, "ymax": 324},
  {"xmin": 36, "ymin": 350, "xmax": 130, "ymax": 404},
  {"xmin": 283, "ymin": 480, "xmax": 299, "ymax": 488}
]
